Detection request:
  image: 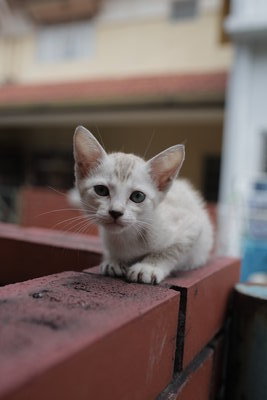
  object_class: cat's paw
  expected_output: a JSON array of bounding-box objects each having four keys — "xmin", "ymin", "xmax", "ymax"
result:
[
  {"xmin": 100, "ymin": 261, "xmax": 126, "ymax": 277},
  {"xmin": 126, "ymin": 263, "xmax": 165, "ymax": 285}
]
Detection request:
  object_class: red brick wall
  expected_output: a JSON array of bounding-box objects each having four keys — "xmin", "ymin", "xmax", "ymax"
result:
[
  {"xmin": 0, "ymin": 223, "xmax": 101, "ymax": 286},
  {"xmin": 19, "ymin": 187, "xmax": 98, "ymax": 236},
  {"xmin": 0, "ymin": 223, "xmax": 239, "ymax": 400}
]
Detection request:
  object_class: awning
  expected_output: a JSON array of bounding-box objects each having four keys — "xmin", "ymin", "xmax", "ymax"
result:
[
  {"xmin": 0, "ymin": 71, "xmax": 227, "ymax": 126},
  {"xmin": 0, "ymin": 71, "xmax": 227, "ymax": 108}
]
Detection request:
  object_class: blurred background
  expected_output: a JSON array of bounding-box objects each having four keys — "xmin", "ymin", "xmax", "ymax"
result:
[{"xmin": 1, "ymin": 0, "xmax": 267, "ymax": 272}]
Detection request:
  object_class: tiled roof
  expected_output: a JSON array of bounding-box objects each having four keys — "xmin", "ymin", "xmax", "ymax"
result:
[{"xmin": 0, "ymin": 71, "xmax": 227, "ymax": 107}]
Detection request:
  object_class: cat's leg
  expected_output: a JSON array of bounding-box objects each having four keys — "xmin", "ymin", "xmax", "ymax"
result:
[
  {"xmin": 100, "ymin": 259, "xmax": 127, "ymax": 277},
  {"xmin": 126, "ymin": 255, "xmax": 175, "ymax": 284},
  {"xmin": 126, "ymin": 221, "xmax": 203, "ymax": 284}
]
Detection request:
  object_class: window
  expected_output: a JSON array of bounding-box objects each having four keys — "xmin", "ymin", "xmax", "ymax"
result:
[
  {"xmin": 0, "ymin": 148, "xmax": 23, "ymax": 223},
  {"xmin": 203, "ymin": 155, "xmax": 221, "ymax": 202},
  {"xmin": 100, "ymin": 0, "xmax": 168, "ymax": 23},
  {"xmin": 36, "ymin": 20, "xmax": 95, "ymax": 63},
  {"xmin": 30, "ymin": 152, "xmax": 74, "ymax": 189},
  {"xmin": 170, "ymin": 0, "xmax": 198, "ymax": 20},
  {"xmin": 0, "ymin": 148, "xmax": 24, "ymax": 186}
]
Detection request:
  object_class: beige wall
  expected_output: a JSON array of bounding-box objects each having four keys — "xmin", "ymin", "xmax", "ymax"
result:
[{"xmin": 0, "ymin": 11, "xmax": 232, "ymax": 84}]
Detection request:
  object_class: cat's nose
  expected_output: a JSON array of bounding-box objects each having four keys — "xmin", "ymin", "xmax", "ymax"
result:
[{"xmin": 109, "ymin": 210, "xmax": 123, "ymax": 220}]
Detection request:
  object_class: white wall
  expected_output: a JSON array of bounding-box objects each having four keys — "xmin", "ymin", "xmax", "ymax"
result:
[{"xmin": 218, "ymin": 0, "xmax": 267, "ymax": 256}]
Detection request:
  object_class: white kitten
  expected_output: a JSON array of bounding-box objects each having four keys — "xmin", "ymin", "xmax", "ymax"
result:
[{"xmin": 73, "ymin": 126, "xmax": 213, "ymax": 284}]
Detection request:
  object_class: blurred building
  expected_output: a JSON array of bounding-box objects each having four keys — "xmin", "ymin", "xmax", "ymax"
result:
[{"xmin": 0, "ymin": 0, "xmax": 232, "ymax": 221}]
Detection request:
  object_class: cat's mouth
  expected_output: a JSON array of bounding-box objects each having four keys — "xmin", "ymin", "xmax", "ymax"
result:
[
  {"xmin": 96, "ymin": 215, "xmax": 132, "ymax": 232},
  {"xmin": 102, "ymin": 219, "xmax": 128, "ymax": 231},
  {"xmin": 107, "ymin": 220, "xmax": 124, "ymax": 228}
]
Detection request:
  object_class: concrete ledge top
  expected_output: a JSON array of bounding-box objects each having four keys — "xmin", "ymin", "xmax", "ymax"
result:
[{"xmin": 0, "ymin": 271, "xmax": 179, "ymax": 399}]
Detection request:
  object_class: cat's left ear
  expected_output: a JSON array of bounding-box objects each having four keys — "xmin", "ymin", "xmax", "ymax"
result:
[
  {"xmin": 147, "ymin": 144, "xmax": 185, "ymax": 192},
  {"xmin": 73, "ymin": 126, "xmax": 106, "ymax": 179}
]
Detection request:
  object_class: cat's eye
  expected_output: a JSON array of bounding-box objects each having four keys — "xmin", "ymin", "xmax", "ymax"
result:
[
  {"xmin": 94, "ymin": 185, "xmax": 109, "ymax": 196},
  {"xmin": 130, "ymin": 191, "xmax": 146, "ymax": 203}
]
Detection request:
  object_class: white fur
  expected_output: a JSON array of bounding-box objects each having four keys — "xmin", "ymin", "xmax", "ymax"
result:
[{"xmin": 73, "ymin": 126, "xmax": 213, "ymax": 284}]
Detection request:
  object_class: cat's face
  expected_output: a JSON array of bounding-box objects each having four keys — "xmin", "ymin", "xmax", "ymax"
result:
[
  {"xmin": 73, "ymin": 126, "xmax": 185, "ymax": 234},
  {"xmin": 77, "ymin": 152, "xmax": 160, "ymax": 233}
]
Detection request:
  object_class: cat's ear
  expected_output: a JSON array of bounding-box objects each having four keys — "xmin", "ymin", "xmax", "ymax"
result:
[
  {"xmin": 147, "ymin": 144, "xmax": 185, "ymax": 191},
  {"xmin": 73, "ymin": 126, "xmax": 106, "ymax": 179}
]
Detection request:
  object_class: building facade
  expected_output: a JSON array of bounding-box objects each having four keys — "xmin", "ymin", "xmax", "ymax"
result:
[{"xmin": 0, "ymin": 0, "xmax": 232, "ymax": 221}]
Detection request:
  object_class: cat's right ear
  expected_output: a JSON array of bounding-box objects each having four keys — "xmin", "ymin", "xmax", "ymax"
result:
[
  {"xmin": 147, "ymin": 144, "xmax": 185, "ymax": 192},
  {"xmin": 73, "ymin": 126, "xmax": 106, "ymax": 179}
]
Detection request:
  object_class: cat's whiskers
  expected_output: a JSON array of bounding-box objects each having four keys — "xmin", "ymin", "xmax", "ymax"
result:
[
  {"xmin": 143, "ymin": 130, "xmax": 155, "ymax": 159},
  {"xmin": 138, "ymin": 219, "xmax": 153, "ymax": 226},
  {"xmin": 51, "ymin": 214, "xmax": 88, "ymax": 230},
  {"xmin": 94, "ymin": 124, "xmax": 105, "ymax": 149},
  {"xmin": 131, "ymin": 222, "xmax": 148, "ymax": 245},
  {"xmin": 136, "ymin": 220, "xmax": 154, "ymax": 232},
  {"xmin": 79, "ymin": 222, "xmax": 96, "ymax": 236},
  {"xmin": 48, "ymin": 185, "xmax": 90, "ymax": 209},
  {"xmin": 74, "ymin": 217, "xmax": 98, "ymax": 235},
  {"xmin": 62, "ymin": 218, "xmax": 90, "ymax": 234},
  {"xmin": 48, "ymin": 186, "xmax": 67, "ymax": 197},
  {"xmin": 77, "ymin": 197, "xmax": 92, "ymax": 209},
  {"xmin": 37, "ymin": 206, "xmax": 97, "ymax": 231},
  {"xmin": 63, "ymin": 215, "xmax": 97, "ymax": 236},
  {"xmin": 37, "ymin": 208, "xmax": 85, "ymax": 217}
]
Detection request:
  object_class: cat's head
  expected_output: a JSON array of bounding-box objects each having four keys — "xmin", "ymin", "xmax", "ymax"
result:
[{"xmin": 73, "ymin": 126, "xmax": 185, "ymax": 233}]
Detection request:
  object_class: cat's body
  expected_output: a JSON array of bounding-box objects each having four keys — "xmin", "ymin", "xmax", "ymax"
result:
[
  {"xmin": 101, "ymin": 179, "xmax": 212, "ymax": 271},
  {"xmin": 73, "ymin": 126, "xmax": 213, "ymax": 284}
]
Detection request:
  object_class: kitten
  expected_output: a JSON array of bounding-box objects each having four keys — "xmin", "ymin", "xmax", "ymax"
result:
[{"xmin": 73, "ymin": 126, "xmax": 213, "ymax": 284}]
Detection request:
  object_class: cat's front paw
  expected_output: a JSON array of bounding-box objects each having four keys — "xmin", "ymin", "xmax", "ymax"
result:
[
  {"xmin": 126, "ymin": 263, "xmax": 165, "ymax": 285},
  {"xmin": 100, "ymin": 261, "xmax": 126, "ymax": 278}
]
